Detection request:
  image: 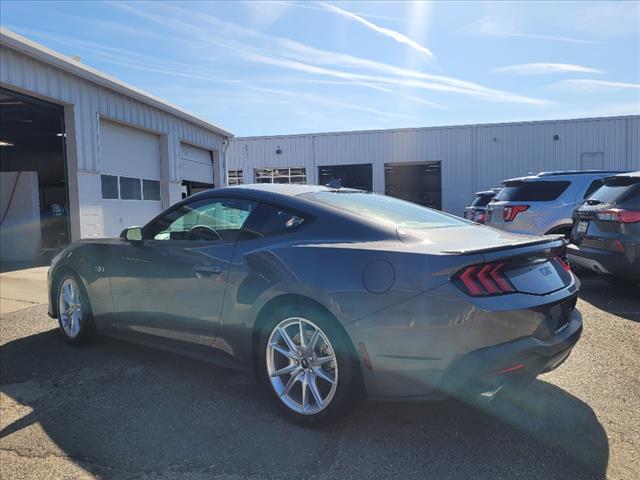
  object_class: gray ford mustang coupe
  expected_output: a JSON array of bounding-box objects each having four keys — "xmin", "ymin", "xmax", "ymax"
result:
[{"xmin": 48, "ymin": 184, "xmax": 582, "ymax": 424}]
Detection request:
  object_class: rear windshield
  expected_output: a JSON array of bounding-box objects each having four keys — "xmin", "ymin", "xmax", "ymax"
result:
[
  {"xmin": 587, "ymin": 177, "xmax": 640, "ymax": 206},
  {"xmin": 301, "ymin": 192, "xmax": 468, "ymax": 229},
  {"xmin": 495, "ymin": 181, "xmax": 570, "ymax": 202},
  {"xmin": 470, "ymin": 194, "xmax": 494, "ymax": 207}
]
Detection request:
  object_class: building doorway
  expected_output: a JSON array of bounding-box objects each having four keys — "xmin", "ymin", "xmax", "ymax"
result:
[
  {"xmin": 384, "ymin": 161, "xmax": 442, "ymax": 210},
  {"xmin": 0, "ymin": 88, "xmax": 69, "ymax": 263},
  {"xmin": 318, "ymin": 163, "xmax": 372, "ymax": 190}
]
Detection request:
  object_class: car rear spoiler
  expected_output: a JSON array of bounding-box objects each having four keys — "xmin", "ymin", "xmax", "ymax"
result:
[{"xmin": 441, "ymin": 235, "xmax": 566, "ymax": 255}]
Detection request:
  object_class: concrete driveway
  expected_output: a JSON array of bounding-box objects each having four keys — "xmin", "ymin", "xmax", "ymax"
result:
[
  {"xmin": 1, "ymin": 267, "xmax": 638, "ymax": 479},
  {"xmin": 0, "ymin": 267, "xmax": 48, "ymax": 315}
]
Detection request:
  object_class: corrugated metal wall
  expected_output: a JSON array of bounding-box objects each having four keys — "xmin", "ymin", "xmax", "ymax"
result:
[
  {"xmin": 228, "ymin": 117, "xmax": 640, "ymax": 215},
  {"xmin": 0, "ymin": 46, "xmax": 226, "ymax": 181}
]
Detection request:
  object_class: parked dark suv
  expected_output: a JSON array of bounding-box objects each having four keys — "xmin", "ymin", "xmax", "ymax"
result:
[
  {"xmin": 463, "ymin": 189, "xmax": 499, "ymax": 224},
  {"xmin": 567, "ymin": 172, "xmax": 640, "ymax": 284}
]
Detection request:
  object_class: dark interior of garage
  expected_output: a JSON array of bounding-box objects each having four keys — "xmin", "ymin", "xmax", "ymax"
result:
[
  {"xmin": 0, "ymin": 87, "xmax": 69, "ymax": 261},
  {"xmin": 385, "ymin": 161, "xmax": 442, "ymax": 210},
  {"xmin": 318, "ymin": 163, "xmax": 373, "ymax": 191}
]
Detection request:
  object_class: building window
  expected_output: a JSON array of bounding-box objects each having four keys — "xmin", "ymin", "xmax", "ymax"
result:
[
  {"xmin": 119, "ymin": 176, "xmax": 142, "ymax": 200},
  {"xmin": 143, "ymin": 179, "xmax": 161, "ymax": 201},
  {"xmin": 228, "ymin": 170, "xmax": 244, "ymax": 185},
  {"xmin": 100, "ymin": 175, "xmax": 118, "ymax": 199},
  {"xmin": 255, "ymin": 167, "xmax": 306, "ymax": 184}
]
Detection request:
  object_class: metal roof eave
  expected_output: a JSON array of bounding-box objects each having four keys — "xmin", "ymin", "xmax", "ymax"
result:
[{"xmin": 0, "ymin": 28, "xmax": 233, "ymax": 139}]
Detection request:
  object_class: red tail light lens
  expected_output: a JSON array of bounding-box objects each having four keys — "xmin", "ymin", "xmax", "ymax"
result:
[
  {"xmin": 503, "ymin": 205, "xmax": 529, "ymax": 222},
  {"xmin": 554, "ymin": 255, "xmax": 571, "ymax": 271},
  {"xmin": 476, "ymin": 211, "xmax": 487, "ymax": 223},
  {"xmin": 455, "ymin": 262, "xmax": 515, "ymax": 297},
  {"xmin": 596, "ymin": 209, "xmax": 640, "ymax": 223}
]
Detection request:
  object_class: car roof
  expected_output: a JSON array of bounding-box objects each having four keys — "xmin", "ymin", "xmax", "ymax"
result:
[
  {"xmin": 502, "ymin": 170, "xmax": 630, "ymax": 183},
  {"xmin": 608, "ymin": 171, "xmax": 640, "ymax": 178},
  {"xmin": 184, "ymin": 183, "xmax": 367, "ymax": 206},
  {"xmin": 230, "ymin": 183, "xmax": 332, "ymax": 196},
  {"xmin": 474, "ymin": 189, "xmax": 499, "ymax": 196}
]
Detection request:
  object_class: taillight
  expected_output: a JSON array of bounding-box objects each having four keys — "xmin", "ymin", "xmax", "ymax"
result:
[
  {"xmin": 554, "ymin": 255, "xmax": 571, "ymax": 271},
  {"xmin": 503, "ymin": 205, "xmax": 529, "ymax": 222},
  {"xmin": 476, "ymin": 211, "xmax": 487, "ymax": 223},
  {"xmin": 596, "ymin": 209, "xmax": 640, "ymax": 223},
  {"xmin": 455, "ymin": 262, "xmax": 515, "ymax": 297}
]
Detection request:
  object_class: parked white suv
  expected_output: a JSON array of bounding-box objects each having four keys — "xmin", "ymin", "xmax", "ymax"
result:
[{"xmin": 485, "ymin": 170, "xmax": 629, "ymax": 237}]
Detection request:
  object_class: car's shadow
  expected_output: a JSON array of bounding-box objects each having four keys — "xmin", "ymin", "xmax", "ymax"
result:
[
  {"xmin": 1, "ymin": 329, "xmax": 608, "ymax": 479},
  {"xmin": 577, "ymin": 275, "xmax": 640, "ymax": 322}
]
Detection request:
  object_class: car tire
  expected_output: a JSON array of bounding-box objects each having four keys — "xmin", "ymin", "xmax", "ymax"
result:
[
  {"xmin": 56, "ymin": 273, "xmax": 94, "ymax": 345},
  {"xmin": 256, "ymin": 303, "xmax": 362, "ymax": 425}
]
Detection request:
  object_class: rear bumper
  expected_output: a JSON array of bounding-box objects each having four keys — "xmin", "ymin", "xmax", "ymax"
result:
[
  {"xmin": 439, "ymin": 308, "xmax": 582, "ymax": 400},
  {"xmin": 567, "ymin": 243, "xmax": 640, "ymax": 280}
]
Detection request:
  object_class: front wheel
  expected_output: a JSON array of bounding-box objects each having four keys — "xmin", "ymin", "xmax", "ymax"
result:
[
  {"xmin": 57, "ymin": 274, "xmax": 94, "ymax": 344},
  {"xmin": 257, "ymin": 306, "xmax": 362, "ymax": 425}
]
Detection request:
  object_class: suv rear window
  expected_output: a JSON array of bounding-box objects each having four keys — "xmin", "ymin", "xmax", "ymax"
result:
[
  {"xmin": 470, "ymin": 194, "xmax": 494, "ymax": 207},
  {"xmin": 587, "ymin": 176, "xmax": 640, "ymax": 206},
  {"xmin": 495, "ymin": 181, "xmax": 570, "ymax": 202}
]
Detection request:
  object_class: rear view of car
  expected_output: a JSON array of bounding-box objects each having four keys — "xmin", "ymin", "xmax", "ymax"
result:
[
  {"xmin": 486, "ymin": 171, "xmax": 628, "ymax": 237},
  {"xmin": 568, "ymin": 172, "xmax": 640, "ymax": 284},
  {"xmin": 464, "ymin": 189, "xmax": 498, "ymax": 224}
]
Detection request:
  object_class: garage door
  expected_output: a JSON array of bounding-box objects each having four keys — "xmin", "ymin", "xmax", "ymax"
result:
[
  {"xmin": 99, "ymin": 119, "xmax": 162, "ymax": 236},
  {"xmin": 385, "ymin": 161, "xmax": 442, "ymax": 210},
  {"xmin": 100, "ymin": 119, "xmax": 161, "ymax": 180},
  {"xmin": 181, "ymin": 143, "xmax": 214, "ymax": 185}
]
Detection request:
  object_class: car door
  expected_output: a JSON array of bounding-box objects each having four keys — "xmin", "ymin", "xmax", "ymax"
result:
[{"xmin": 109, "ymin": 196, "xmax": 257, "ymax": 346}]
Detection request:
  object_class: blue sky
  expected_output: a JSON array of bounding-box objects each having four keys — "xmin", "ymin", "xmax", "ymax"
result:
[{"xmin": 1, "ymin": 1, "xmax": 639, "ymax": 136}]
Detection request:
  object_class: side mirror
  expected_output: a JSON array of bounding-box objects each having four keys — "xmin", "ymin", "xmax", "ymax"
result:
[{"xmin": 120, "ymin": 226, "xmax": 143, "ymax": 242}]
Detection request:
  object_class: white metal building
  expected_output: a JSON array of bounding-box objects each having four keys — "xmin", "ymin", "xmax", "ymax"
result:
[
  {"xmin": 227, "ymin": 116, "xmax": 640, "ymax": 215},
  {"xmin": 0, "ymin": 29, "xmax": 231, "ymax": 262}
]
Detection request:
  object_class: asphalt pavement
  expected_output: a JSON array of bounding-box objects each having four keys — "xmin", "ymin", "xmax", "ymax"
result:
[{"xmin": 1, "ymin": 269, "xmax": 638, "ymax": 479}]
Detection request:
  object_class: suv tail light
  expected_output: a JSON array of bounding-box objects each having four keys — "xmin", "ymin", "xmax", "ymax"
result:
[
  {"xmin": 455, "ymin": 262, "xmax": 515, "ymax": 297},
  {"xmin": 503, "ymin": 205, "xmax": 529, "ymax": 222},
  {"xmin": 596, "ymin": 209, "xmax": 640, "ymax": 223}
]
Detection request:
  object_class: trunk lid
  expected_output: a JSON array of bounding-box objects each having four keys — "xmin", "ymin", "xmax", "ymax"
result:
[{"xmin": 398, "ymin": 225, "xmax": 570, "ymax": 296}]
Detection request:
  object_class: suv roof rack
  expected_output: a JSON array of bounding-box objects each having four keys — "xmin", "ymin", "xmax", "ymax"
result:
[{"xmin": 537, "ymin": 170, "xmax": 629, "ymax": 177}]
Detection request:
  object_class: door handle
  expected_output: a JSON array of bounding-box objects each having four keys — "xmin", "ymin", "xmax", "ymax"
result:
[{"xmin": 193, "ymin": 264, "xmax": 223, "ymax": 276}]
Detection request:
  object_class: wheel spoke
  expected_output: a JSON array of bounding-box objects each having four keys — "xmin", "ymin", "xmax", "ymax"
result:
[
  {"xmin": 307, "ymin": 328, "xmax": 320, "ymax": 354},
  {"xmin": 270, "ymin": 363, "xmax": 299, "ymax": 378},
  {"xmin": 311, "ymin": 355, "xmax": 334, "ymax": 366},
  {"xmin": 281, "ymin": 369, "xmax": 301, "ymax": 397},
  {"xmin": 298, "ymin": 320, "xmax": 306, "ymax": 350},
  {"xmin": 271, "ymin": 343, "xmax": 298, "ymax": 361},
  {"xmin": 314, "ymin": 367, "xmax": 336, "ymax": 385},
  {"xmin": 63, "ymin": 292, "xmax": 74, "ymax": 306},
  {"xmin": 301, "ymin": 372, "xmax": 309, "ymax": 410},
  {"xmin": 309, "ymin": 374, "xmax": 324, "ymax": 408},
  {"xmin": 278, "ymin": 327, "xmax": 299, "ymax": 356}
]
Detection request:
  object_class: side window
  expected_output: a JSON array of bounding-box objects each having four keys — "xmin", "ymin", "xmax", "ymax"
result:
[
  {"xmin": 514, "ymin": 181, "xmax": 571, "ymax": 201},
  {"xmin": 241, "ymin": 203, "xmax": 306, "ymax": 240},
  {"xmin": 583, "ymin": 179, "xmax": 604, "ymax": 199},
  {"xmin": 145, "ymin": 198, "xmax": 256, "ymax": 242}
]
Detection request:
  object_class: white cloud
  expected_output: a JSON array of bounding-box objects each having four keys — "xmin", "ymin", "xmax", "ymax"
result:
[
  {"xmin": 318, "ymin": 2, "xmax": 436, "ymax": 60},
  {"xmin": 111, "ymin": 2, "xmax": 551, "ymax": 107},
  {"xmin": 467, "ymin": 15, "xmax": 599, "ymax": 45},
  {"xmin": 493, "ymin": 63, "xmax": 604, "ymax": 75},
  {"xmin": 271, "ymin": 1, "xmax": 431, "ymax": 27},
  {"xmin": 552, "ymin": 79, "xmax": 640, "ymax": 90}
]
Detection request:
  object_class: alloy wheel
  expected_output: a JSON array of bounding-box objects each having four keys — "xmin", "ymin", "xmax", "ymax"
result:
[
  {"xmin": 59, "ymin": 277, "xmax": 83, "ymax": 339},
  {"xmin": 266, "ymin": 317, "xmax": 338, "ymax": 415}
]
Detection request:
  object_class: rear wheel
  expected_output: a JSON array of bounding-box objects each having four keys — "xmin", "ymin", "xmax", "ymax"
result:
[
  {"xmin": 57, "ymin": 274, "xmax": 94, "ymax": 344},
  {"xmin": 257, "ymin": 304, "xmax": 361, "ymax": 425}
]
